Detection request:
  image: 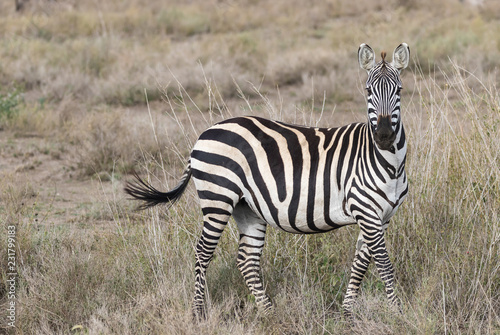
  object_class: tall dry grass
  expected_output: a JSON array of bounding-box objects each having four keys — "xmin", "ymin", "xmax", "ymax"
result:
[{"xmin": 2, "ymin": 61, "xmax": 499, "ymax": 334}]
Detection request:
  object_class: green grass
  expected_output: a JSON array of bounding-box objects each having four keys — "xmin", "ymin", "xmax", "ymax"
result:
[{"xmin": 0, "ymin": 88, "xmax": 23, "ymax": 126}]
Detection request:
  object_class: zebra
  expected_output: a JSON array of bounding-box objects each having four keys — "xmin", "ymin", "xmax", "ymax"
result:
[{"xmin": 125, "ymin": 43, "xmax": 410, "ymax": 320}]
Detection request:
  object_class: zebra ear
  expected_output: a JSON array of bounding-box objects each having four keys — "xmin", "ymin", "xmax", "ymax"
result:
[
  {"xmin": 358, "ymin": 44, "xmax": 375, "ymax": 72},
  {"xmin": 392, "ymin": 43, "xmax": 410, "ymax": 72}
]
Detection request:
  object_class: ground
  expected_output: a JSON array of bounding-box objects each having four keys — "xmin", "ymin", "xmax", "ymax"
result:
[{"xmin": 0, "ymin": 131, "xmax": 114, "ymax": 227}]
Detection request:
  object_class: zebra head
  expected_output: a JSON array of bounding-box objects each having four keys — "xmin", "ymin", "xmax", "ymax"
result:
[{"xmin": 358, "ymin": 43, "xmax": 410, "ymax": 151}]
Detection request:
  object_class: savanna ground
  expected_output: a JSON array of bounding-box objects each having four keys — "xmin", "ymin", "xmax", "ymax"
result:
[{"xmin": 0, "ymin": 0, "xmax": 499, "ymax": 334}]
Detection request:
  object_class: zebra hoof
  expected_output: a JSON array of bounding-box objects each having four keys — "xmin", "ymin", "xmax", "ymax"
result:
[
  {"xmin": 343, "ymin": 310, "xmax": 355, "ymax": 326},
  {"xmin": 256, "ymin": 297, "xmax": 273, "ymax": 316},
  {"xmin": 192, "ymin": 306, "xmax": 206, "ymax": 321},
  {"xmin": 392, "ymin": 296, "xmax": 403, "ymax": 314},
  {"xmin": 256, "ymin": 306, "xmax": 274, "ymax": 319},
  {"xmin": 342, "ymin": 301, "xmax": 356, "ymax": 325}
]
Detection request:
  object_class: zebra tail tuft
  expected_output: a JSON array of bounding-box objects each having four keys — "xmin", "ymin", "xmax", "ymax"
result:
[{"xmin": 124, "ymin": 167, "xmax": 192, "ymax": 210}]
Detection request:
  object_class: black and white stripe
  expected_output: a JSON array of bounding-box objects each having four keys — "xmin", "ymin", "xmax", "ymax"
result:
[{"xmin": 125, "ymin": 43, "xmax": 410, "ymax": 320}]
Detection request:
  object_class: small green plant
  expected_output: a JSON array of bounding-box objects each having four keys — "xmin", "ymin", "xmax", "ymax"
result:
[{"xmin": 0, "ymin": 88, "xmax": 23, "ymax": 123}]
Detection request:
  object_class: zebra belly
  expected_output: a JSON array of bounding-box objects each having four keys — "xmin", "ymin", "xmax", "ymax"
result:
[
  {"xmin": 190, "ymin": 155, "xmax": 355, "ymax": 234},
  {"xmin": 241, "ymin": 191, "xmax": 356, "ymax": 234}
]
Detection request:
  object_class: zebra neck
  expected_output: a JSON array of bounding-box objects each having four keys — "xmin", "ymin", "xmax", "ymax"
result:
[{"xmin": 368, "ymin": 121, "xmax": 407, "ymax": 164}]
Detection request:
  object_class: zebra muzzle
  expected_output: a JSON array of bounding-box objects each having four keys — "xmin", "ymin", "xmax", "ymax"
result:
[{"xmin": 374, "ymin": 115, "xmax": 396, "ymax": 150}]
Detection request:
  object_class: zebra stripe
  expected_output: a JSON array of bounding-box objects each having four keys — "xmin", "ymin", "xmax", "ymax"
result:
[{"xmin": 125, "ymin": 43, "xmax": 410, "ymax": 321}]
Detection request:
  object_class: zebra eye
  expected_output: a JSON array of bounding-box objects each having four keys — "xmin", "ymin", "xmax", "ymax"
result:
[
  {"xmin": 366, "ymin": 87, "xmax": 372, "ymax": 95},
  {"xmin": 396, "ymin": 87, "xmax": 402, "ymax": 95}
]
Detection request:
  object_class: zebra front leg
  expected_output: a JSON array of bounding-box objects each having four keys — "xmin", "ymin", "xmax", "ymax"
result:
[
  {"xmin": 343, "ymin": 232, "xmax": 372, "ymax": 321},
  {"xmin": 360, "ymin": 224, "xmax": 401, "ymax": 311}
]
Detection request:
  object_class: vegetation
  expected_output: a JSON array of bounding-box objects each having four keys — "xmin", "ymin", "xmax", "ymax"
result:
[
  {"xmin": 0, "ymin": 0, "xmax": 499, "ymax": 334},
  {"xmin": 0, "ymin": 88, "xmax": 23, "ymax": 126}
]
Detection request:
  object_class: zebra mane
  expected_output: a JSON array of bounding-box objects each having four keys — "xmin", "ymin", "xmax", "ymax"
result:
[
  {"xmin": 381, "ymin": 51, "xmax": 387, "ymax": 62},
  {"xmin": 380, "ymin": 51, "xmax": 388, "ymax": 72}
]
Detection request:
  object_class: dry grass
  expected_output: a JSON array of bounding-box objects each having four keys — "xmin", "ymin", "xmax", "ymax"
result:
[{"xmin": 0, "ymin": 0, "xmax": 499, "ymax": 334}]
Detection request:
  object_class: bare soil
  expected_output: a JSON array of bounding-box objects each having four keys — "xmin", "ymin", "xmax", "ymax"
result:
[{"xmin": 0, "ymin": 130, "xmax": 117, "ymax": 228}]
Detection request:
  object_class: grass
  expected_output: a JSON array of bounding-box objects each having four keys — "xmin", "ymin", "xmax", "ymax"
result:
[
  {"xmin": 0, "ymin": 0, "xmax": 499, "ymax": 334},
  {"xmin": 0, "ymin": 88, "xmax": 23, "ymax": 127}
]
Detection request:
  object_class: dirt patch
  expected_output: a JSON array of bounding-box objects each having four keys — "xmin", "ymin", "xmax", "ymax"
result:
[{"xmin": 0, "ymin": 131, "xmax": 120, "ymax": 228}]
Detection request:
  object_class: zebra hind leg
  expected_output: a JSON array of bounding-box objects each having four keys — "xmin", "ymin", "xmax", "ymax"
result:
[
  {"xmin": 232, "ymin": 201, "xmax": 272, "ymax": 314},
  {"xmin": 192, "ymin": 202, "xmax": 233, "ymax": 320}
]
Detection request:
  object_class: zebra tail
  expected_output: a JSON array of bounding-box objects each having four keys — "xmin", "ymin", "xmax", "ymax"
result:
[{"xmin": 124, "ymin": 166, "xmax": 192, "ymax": 210}]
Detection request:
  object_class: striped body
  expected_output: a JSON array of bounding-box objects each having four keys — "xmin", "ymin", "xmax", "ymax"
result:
[
  {"xmin": 191, "ymin": 117, "xmax": 407, "ymax": 234},
  {"xmin": 125, "ymin": 43, "xmax": 411, "ymax": 321}
]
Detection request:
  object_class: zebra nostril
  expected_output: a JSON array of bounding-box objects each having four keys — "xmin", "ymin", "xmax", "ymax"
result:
[
  {"xmin": 377, "ymin": 131, "xmax": 394, "ymax": 140},
  {"xmin": 375, "ymin": 116, "xmax": 394, "ymax": 136},
  {"xmin": 376, "ymin": 128, "xmax": 395, "ymax": 139}
]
